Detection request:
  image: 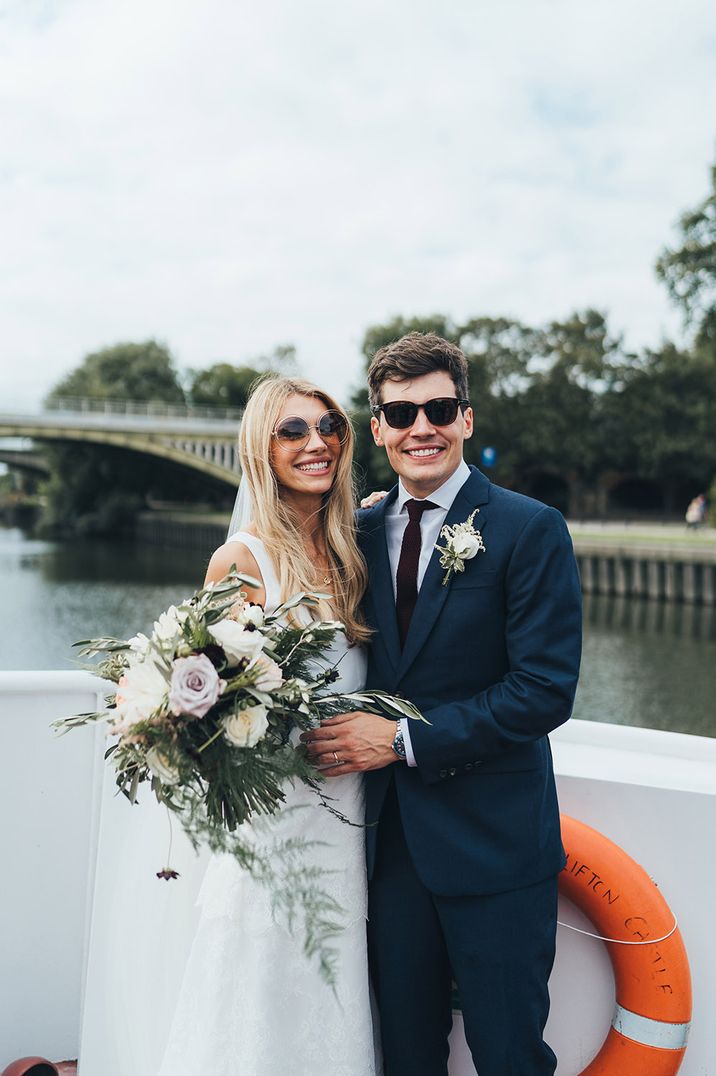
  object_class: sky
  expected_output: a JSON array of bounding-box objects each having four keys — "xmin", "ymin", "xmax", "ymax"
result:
[{"xmin": 1, "ymin": 0, "xmax": 715, "ymax": 411}]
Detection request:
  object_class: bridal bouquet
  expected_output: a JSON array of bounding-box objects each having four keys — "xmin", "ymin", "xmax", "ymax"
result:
[{"xmin": 55, "ymin": 569, "xmax": 423, "ymax": 982}]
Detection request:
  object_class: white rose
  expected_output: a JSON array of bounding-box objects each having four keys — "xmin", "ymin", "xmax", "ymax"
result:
[
  {"xmin": 146, "ymin": 746, "xmax": 181, "ymax": 785},
  {"xmin": 112, "ymin": 659, "xmax": 168, "ymax": 733},
  {"xmin": 208, "ymin": 619, "xmax": 267, "ymax": 663},
  {"xmin": 451, "ymin": 532, "xmax": 482, "ymax": 560},
  {"xmin": 251, "ymin": 654, "xmax": 283, "ymax": 692},
  {"xmin": 223, "ymin": 704, "xmax": 269, "ymax": 748},
  {"xmin": 153, "ymin": 605, "xmax": 188, "ymax": 644}
]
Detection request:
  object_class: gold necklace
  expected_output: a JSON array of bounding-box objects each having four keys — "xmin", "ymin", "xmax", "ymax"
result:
[{"xmin": 310, "ymin": 552, "xmax": 332, "ymax": 588}]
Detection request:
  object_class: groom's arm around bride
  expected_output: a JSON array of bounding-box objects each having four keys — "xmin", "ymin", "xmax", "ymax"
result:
[{"xmin": 306, "ymin": 332, "xmax": 582, "ymax": 1076}]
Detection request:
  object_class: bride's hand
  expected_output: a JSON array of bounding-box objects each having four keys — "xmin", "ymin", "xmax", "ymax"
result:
[{"xmin": 360, "ymin": 490, "xmax": 388, "ymax": 509}]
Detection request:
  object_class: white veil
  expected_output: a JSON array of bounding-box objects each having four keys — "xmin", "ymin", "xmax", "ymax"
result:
[{"xmin": 226, "ymin": 475, "xmax": 253, "ymax": 541}]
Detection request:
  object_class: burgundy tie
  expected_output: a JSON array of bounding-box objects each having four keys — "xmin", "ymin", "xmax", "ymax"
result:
[{"xmin": 396, "ymin": 499, "xmax": 438, "ymax": 647}]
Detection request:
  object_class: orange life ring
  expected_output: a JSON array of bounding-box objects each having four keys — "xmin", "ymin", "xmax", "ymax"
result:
[
  {"xmin": 1, "ymin": 1061, "xmax": 59, "ymax": 1076},
  {"xmin": 559, "ymin": 815, "xmax": 692, "ymax": 1075}
]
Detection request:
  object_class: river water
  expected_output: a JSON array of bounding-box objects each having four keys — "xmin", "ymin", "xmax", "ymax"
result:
[{"xmin": 2, "ymin": 525, "xmax": 714, "ymax": 738}]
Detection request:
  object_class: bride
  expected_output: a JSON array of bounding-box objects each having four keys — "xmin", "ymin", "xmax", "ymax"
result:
[{"xmin": 155, "ymin": 376, "xmax": 379, "ymax": 1075}]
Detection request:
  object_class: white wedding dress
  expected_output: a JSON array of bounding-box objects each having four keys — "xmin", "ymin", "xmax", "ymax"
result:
[
  {"xmin": 156, "ymin": 533, "xmax": 377, "ymax": 1076},
  {"xmin": 79, "ymin": 533, "xmax": 377, "ymax": 1076}
]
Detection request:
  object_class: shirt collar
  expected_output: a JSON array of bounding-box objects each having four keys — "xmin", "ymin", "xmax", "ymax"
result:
[{"xmin": 397, "ymin": 459, "xmax": 471, "ymax": 513}]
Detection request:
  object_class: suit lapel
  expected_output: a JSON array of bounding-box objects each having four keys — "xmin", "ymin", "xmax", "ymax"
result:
[
  {"xmin": 362, "ymin": 487, "xmax": 402, "ymax": 671},
  {"xmin": 396, "ymin": 467, "xmax": 491, "ymax": 683}
]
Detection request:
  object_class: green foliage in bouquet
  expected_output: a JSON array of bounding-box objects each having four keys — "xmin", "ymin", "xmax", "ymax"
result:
[{"xmin": 54, "ymin": 570, "xmax": 425, "ymax": 984}]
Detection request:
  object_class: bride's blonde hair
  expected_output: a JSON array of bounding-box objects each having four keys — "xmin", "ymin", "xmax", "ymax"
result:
[{"xmin": 238, "ymin": 375, "xmax": 370, "ymax": 644}]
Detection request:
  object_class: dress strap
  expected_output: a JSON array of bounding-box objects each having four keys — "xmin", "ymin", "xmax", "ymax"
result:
[{"xmin": 225, "ymin": 532, "xmax": 282, "ymax": 613}]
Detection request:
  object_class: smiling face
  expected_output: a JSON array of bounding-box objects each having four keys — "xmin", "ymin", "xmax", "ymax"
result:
[
  {"xmin": 371, "ymin": 370, "xmax": 473, "ymax": 498},
  {"xmin": 270, "ymin": 393, "xmax": 343, "ymax": 500}
]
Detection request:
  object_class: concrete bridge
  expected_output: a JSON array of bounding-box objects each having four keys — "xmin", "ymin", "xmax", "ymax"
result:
[
  {"xmin": 0, "ymin": 396, "xmax": 242, "ymax": 486},
  {"xmin": 0, "ymin": 447, "xmax": 50, "ymax": 476}
]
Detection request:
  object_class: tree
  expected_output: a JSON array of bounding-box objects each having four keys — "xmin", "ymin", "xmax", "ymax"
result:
[
  {"xmin": 455, "ymin": 317, "xmax": 537, "ymax": 486},
  {"xmin": 48, "ymin": 340, "xmax": 185, "ymax": 404},
  {"xmin": 613, "ymin": 344, "xmax": 716, "ymax": 509},
  {"xmin": 189, "ymin": 364, "xmax": 264, "ymax": 409},
  {"xmin": 515, "ymin": 312, "xmax": 631, "ymax": 486},
  {"xmin": 41, "ymin": 341, "xmax": 216, "ymax": 536},
  {"xmin": 537, "ymin": 309, "xmax": 629, "ymax": 390},
  {"xmin": 656, "ymin": 161, "xmax": 716, "ymax": 356},
  {"xmin": 187, "ymin": 345, "xmax": 298, "ymax": 410},
  {"xmin": 458, "ymin": 316, "xmax": 536, "ymax": 397}
]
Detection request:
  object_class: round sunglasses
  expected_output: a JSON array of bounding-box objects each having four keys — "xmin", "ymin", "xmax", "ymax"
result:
[
  {"xmin": 272, "ymin": 410, "xmax": 349, "ymax": 451},
  {"xmin": 371, "ymin": 396, "xmax": 470, "ymax": 430}
]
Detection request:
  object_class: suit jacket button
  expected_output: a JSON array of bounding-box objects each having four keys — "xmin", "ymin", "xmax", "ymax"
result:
[
  {"xmin": 464, "ymin": 763, "xmax": 473, "ymax": 771},
  {"xmin": 439, "ymin": 769, "xmax": 447, "ymax": 778},
  {"xmin": 448, "ymin": 767, "xmax": 457, "ymax": 776}
]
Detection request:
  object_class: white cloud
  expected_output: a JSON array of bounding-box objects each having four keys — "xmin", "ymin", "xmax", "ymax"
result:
[{"xmin": 0, "ymin": 0, "xmax": 714, "ymax": 409}]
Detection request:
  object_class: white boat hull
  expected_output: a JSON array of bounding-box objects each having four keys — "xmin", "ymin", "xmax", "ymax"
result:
[{"xmin": 1, "ymin": 672, "xmax": 714, "ymax": 1074}]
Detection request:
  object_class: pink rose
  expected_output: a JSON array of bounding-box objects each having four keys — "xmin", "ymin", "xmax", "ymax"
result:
[
  {"xmin": 169, "ymin": 654, "xmax": 224, "ymax": 719},
  {"xmin": 252, "ymin": 655, "xmax": 284, "ymax": 692}
]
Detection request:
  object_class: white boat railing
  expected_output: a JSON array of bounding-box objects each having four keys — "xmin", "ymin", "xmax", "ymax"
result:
[
  {"xmin": 1, "ymin": 672, "xmax": 715, "ymax": 1074},
  {"xmin": 0, "ymin": 672, "xmax": 106, "ymax": 1066}
]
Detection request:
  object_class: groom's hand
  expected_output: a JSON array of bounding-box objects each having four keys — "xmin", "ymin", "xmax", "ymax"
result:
[{"xmin": 300, "ymin": 712, "xmax": 397, "ymax": 777}]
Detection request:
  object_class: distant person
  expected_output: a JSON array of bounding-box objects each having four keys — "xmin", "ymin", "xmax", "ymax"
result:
[{"xmin": 685, "ymin": 494, "xmax": 706, "ymax": 529}]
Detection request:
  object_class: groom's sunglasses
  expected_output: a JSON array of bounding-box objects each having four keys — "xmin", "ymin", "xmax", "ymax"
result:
[
  {"xmin": 371, "ymin": 397, "xmax": 470, "ymax": 430},
  {"xmin": 272, "ymin": 410, "xmax": 349, "ymax": 451}
]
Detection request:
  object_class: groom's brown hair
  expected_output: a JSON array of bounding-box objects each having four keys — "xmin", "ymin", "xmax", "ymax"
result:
[{"xmin": 367, "ymin": 332, "xmax": 469, "ymax": 408}]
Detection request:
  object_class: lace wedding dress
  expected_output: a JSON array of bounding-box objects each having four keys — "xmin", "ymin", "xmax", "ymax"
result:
[{"xmin": 155, "ymin": 533, "xmax": 378, "ymax": 1076}]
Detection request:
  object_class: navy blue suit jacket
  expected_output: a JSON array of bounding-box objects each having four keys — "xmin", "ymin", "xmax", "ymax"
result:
[{"xmin": 358, "ymin": 466, "xmax": 582, "ymax": 897}]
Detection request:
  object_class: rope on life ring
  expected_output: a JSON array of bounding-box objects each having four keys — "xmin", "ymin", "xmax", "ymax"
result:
[{"xmin": 559, "ymin": 815, "xmax": 692, "ymax": 1075}]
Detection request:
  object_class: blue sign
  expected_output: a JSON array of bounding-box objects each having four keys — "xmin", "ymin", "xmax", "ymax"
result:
[{"xmin": 481, "ymin": 446, "xmax": 498, "ymax": 468}]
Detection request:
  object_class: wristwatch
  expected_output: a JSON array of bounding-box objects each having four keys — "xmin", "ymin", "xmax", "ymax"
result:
[{"xmin": 391, "ymin": 720, "xmax": 407, "ymax": 762}]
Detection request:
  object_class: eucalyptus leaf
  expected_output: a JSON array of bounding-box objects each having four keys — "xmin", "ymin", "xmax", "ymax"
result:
[
  {"xmin": 52, "ymin": 710, "xmax": 107, "ymax": 734},
  {"xmin": 274, "ymin": 592, "xmax": 309, "ymax": 613},
  {"xmin": 73, "ymin": 638, "xmax": 130, "ymax": 655},
  {"xmin": 248, "ymin": 689, "xmax": 274, "ymax": 707},
  {"xmin": 128, "ymin": 768, "xmax": 141, "ymax": 805},
  {"xmin": 331, "ymin": 691, "xmax": 429, "ymax": 724}
]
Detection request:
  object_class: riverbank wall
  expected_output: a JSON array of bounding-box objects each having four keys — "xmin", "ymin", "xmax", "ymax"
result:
[
  {"xmin": 135, "ymin": 512, "xmax": 716, "ymax": 606},
  {"xmin": 574, "ymin": 541, "xmax": 716, "ymax": 605}
]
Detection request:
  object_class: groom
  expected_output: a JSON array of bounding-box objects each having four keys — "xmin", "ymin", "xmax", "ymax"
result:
[{"xmin": 306, "ymin": 332, "xmax": 582, "ymax": 1075}]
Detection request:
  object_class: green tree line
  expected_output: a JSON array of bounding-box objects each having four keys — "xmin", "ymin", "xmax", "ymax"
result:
[{"xmin": 35, "ymin": 157, "xmax": 716, "ymax": 533}]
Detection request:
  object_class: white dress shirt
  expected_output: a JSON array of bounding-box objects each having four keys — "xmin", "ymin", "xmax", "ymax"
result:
[{"xmin": 385, "ymin": 459, "xmax": 472, "ymax": 766}]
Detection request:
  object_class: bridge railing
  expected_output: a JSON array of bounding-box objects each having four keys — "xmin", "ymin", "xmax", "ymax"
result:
[{"xmin": 45, "ymin": 396, "xmax": 245, "ymax": 423}]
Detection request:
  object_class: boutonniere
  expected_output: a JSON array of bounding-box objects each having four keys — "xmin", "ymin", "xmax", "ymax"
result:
[{"xmin": 435, "ymin": 509, "xmax": 486, "ymax": 585}]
